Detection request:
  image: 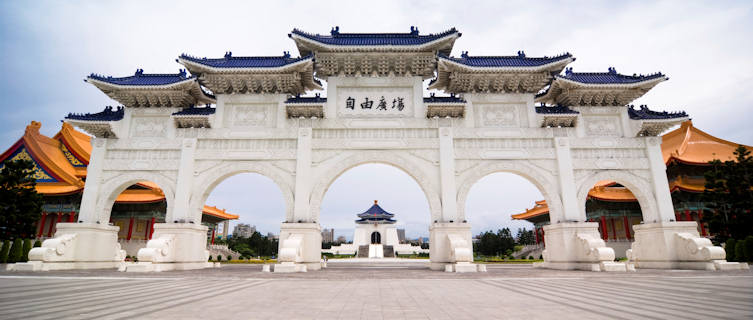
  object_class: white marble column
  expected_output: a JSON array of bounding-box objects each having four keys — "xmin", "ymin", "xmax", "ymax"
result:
[
  {"xmin": 553, "ymin": 137, "xmax": 581, "ymax": 223},
  {"xmin": 293, "ymin": 127, "xmax": 312, "ymax": 222},
  {"xmin": 645, "ymin": 136, "xmax": 675, "ymax": 222},
  {"xmin": 170, "ymin": 138, "xmax": 197, "ymax": 223},
  {"xmin": 438, "ymin": 126, "xmax": 458, "ymax": 222},
  {"xmin": 78, "ymin": 137, "xmax": 107, "ymax": 223}
]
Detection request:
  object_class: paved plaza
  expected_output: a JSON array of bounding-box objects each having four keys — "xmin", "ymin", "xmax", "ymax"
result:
[{"xmin": 1, "ymin": 262, "xmax": 751, "ymax": 319}]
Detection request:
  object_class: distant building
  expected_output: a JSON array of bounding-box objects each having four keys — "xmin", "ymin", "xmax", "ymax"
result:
[
  {"xmin": 397, "ymin": 229, "xmax": 406, "ymax": 243},
  {"xmin": 336, "ymin": 235, "xmax": 347, "ymax": 244},
  {"xmin": 233, "ymin": 223, "xmax": 256, "ymax": 238},
  {"xmin": 322, "ymin": 228, "xmax": 334, "ymax": 243},
  {"xmin": 266, "ymin": 232, "xmax": 278, "ymax": 240}
]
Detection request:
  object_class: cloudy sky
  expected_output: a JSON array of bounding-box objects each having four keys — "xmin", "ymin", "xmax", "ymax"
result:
[{"xmin": 1, "ymin": 1, "xmax": 752, "ymax": 239}]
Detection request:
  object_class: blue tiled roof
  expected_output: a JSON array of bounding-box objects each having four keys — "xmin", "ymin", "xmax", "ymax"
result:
[
  {"xmin": 179, "ymin": 52, "xmax": 313, "ymax": 68},
  {"xmin": 439, "ymin": 51, "xmax": 573, "ymax": 68},
  {"xmin": 560, "ymin": 67, "xmax": 667, "ymax": 84},
  {"xmin": 627, "ymin": 105, "xmax": 688, "ymax": 120},
  {"xmin": 423, "ymin": 93, "xmax": 465, "ymax": 103},
  {"xmin": 355, "ymin": 202, "xmax": 395, "ymax": 223},
  {"xmin": 285, "ymin": 94, "xmax": 327, "ymax": 104},
  {"xmin": 172, "ymin": 106, "xmax": 216, "ymax": 116},
  {"xmin": 65, "ymin": 106, "xmax": 124, "ymax": 121},
  {"xmin": 535, "ymin": 105, "xmax": 579, "ymax": 114},
  {"xmin": 87, "ymin": 69, "xmax": 194, "ymax": 86},
  {"xmin": 290, "ymin": 26, "xmax": 460, "ymax": 46}
]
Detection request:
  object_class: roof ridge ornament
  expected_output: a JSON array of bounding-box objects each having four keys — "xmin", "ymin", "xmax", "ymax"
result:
[
  {"xmin": 331, "ymin": 26, "xmax": 340, "ymax": 35},
  {"xmin": 517, "ymin": 50, "xmax": 526, "ymax": 58},
  {"xmin": 410, "ymin": 26, "xmax": 419, "ymax": 35},
  {"xmin": 224, "ymin": 51, "xmax": 232, "ymax": 59},
  {"xmin": 135, "ymin": 69, "xmax": 143, "ymax": 76},
  {"xmin": 565, "ymin": 67, "xmax": 573, "ymax": 75},
  {"xmin": 608, "ymin": 67, "xmax": 617, "ymax": 74},
  {"xmin": 461, "ymin": 51, "xmax": 469, "ymax": 58}
]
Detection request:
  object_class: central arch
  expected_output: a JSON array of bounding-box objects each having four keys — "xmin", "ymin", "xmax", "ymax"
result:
[
  {"xmin": 371, "ymin": 231, "xmax": 381, "ymax": 244},
  {"xmin": 190, "ymin": 161, "xmax": 295, "ymax": 223},
  {"xmin": 576, "ymin": 170, "xmax": 658, "ymax": 223},
  {"xmin": 456, "ymin": 160, "xmax": 566, "ymax": 223},
  {"xmin": 309, "ymin": 151, "xmax": 442, "ymax": 223}
]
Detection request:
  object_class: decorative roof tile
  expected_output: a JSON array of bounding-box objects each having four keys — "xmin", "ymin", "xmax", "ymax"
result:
[
  {"xmin": 355, "ymin": 200, "xmax": 396, "ymax": 224},
  {"xmin": 65, "ymin": 106, "xmax": 124, "ymax": 122},
  {"xmin": 290, "ymin": 26, "xmax": 460, "ymax": 46},
  {"xmin": 627, "ymin": 105, "xmax": 687, "ymax": 120},
  {"xmin": 285, "ymin": 94, "xmax": 327, "ymax": 104},
  {"xmin": 172, "ymin": 106, "xmax": 216, "ymax": 116},
  {"xmin": 178, "ymin": 52, "xmax": 314, "ymax": 69},
  {"xmin": 87, "ymin": 69, "xmax": 193, "ymax": 86},
  {"xmin": 535, "ymin": 105, "xmax": 579, "ymax": 114},
  {"xmin": 423, "ymin": 93, "xmax": 466, "ymax": 103},
  {"xmin": 560, "ymin": 67, "xmax": 667, "ymax": 84},
  {"xmin": 439, "ymin": 51, "xmax": 573, "ymax": 68}
]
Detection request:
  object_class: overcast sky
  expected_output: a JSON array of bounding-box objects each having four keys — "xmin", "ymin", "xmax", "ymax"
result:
[{"xmin": 2, "ymin": 1, "xmax": 752, "ymax": 238}]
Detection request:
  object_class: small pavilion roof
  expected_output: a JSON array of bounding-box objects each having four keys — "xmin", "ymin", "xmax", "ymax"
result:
[
  {"xmin": 437, "ymin": 51, "xmax": 573, "ymax": 69},
  {"xmin": 627, "ymin": 105, "xmax": 688, "ymax": 120},
  {"xmin": 289, "ymin": 26, "xmax": 460, "ymax": 55},
  {"xmin": 356, "ymin": 200, "xmax": 396, "ymax": 223},
  {"xmin": 423, "ymin": 93, "xmax": 466, "ymax": 104},
  {"xmin": 536, "ymin": 67, "xmax": 668, "ymax": 106},
  {"xmin": 86, "ymin": 69, "xmax": 215, "ymax": 108},
  {"xmin": 172, "ymin": 106, "xmax": 216, "ymax": 116},
  {"xmin": 285, "ymin": 94, "xmax": 327, "ymax": 104},
  {"xmin": 66, "ymin": 106, "xmax": 125, "ymax": 122},
  {"xmin": 178, "ymin": 52, "xmax": 315, "ymax": 71},
  {"xmin": 535, "ymin": 104, "xmax": 579, "ymax": 114}
]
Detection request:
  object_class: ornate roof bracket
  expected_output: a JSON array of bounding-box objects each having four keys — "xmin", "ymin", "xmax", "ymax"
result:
[
  {"xmin": 429, "ymin": 52, "xmax": 574, "ymax": 94},
  {"xmin": 536, "ymin": 67, "xmax": 668, "ymax": 106},
  {"xmin": 285, "ymin": 95, "xmax": 326, "ymax": 119},
  {"xmin": 424, "ymin": 94, "xmax": 466, "ymax": 118},
  {"xmin": 172, "ymin": 106, "xmax": 215, "ymax": 128},
  {"xmin": 86, "ymin": 70, "xmax": 215, "ymax": 108},
  {"xmin": 535, "ymin": 105, "xmax": 579, "ymax": 128}
]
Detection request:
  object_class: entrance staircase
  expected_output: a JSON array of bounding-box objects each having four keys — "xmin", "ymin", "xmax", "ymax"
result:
[
  {"xmin": 357, "ymin": 245, "xmax": 369, "ymax": 258},
  {"xmin": 383, "ymin": 245, "xmax": 395, "ymax": 258}
]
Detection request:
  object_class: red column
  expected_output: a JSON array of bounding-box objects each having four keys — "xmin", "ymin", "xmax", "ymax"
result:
[
  {"xmin": 47, "ymin": 213, "xmax": 57, "ymax": 237},
  {"xmin": 623, "ymin": 216, "xmax": 632, "ymax": 241},
  {"xmin": 541, "ymin": 228, "xmax": 545, "ymax": 246},
  {"xmin": 68, "ymin": 211, "xmax": 76, "ymax": 222},
  {"xmin": 126, "ymin": 217, "xmax": 134, "ymax": 241},
  {"xmin": 211, "ymin": 227, "xmax": 216, "ymax": 245},
  {"xmin": 684, "ymin": 210, "xmax": 691, "ymax": 221},
  {"xmin": 37, "ymin": 213, "xmax": 47, "ymax": 237},
  {"xmin": 698, "ymin": 210, "xmax": 707, "ymax": 236},
  {"xmin": 149, "ymin": 217, "xmax": 156, "ymax": 240},
  {"xmin": 600, "ymin": 216, "xmax": 608, "ymax": 240},
  {"xmin": 144, "ymin": 219, "xmax": 150, "ymax": 239},
  {"xmin": 675, "ymin": 211, "xmax": 680, "ymax": 221},
  {"xmin": 610, "ymin": 218, "xmax": 617, "ymax": 240}
]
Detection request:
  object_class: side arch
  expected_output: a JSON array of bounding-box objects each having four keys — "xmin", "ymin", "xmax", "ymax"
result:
[
  {"xmin": 189, "ymin": 161, "xmax": 295, "ymax": 223},
  {"xmin": 95, "ymin": 171, "xmax": 177, "ymax": 223},
  {"xmin": 576, "ymin": 170, "xmax": 658, "ymax": 223},
  {"xmin": 456, "ymin": 160, "xmax": 566, "ymax": 223},
  {"xmin": 309, "ymin": 151, "xmax": 442, "ymax": 223}
]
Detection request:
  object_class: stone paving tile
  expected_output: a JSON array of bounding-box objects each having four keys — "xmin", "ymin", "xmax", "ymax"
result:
[{"xmin": 0, "ymin": 263, "xmax": 751, "ymax": 319}]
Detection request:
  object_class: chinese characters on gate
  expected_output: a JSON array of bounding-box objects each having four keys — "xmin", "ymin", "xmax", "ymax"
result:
[{"xmin": 346, "ymin": 96, "xmax": 405, "ymax": 111}]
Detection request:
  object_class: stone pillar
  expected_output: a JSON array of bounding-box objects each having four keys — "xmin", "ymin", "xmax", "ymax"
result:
[
  {"xmin": 293, "ymin": 127, "xmax": 312, "ymax": 222},
  {"xmin": 222, "ymin": 221, "xmax": 229, "ymax": 239},
  {"xmin": 438, "ymin": 126, "xmax": 458, "ymax": 222},
  {"xmin": 626, "ymin": 137, "xmax": 747, "ymax": 270},
  {"xmin": 128, "ymin": 138, "xmax": 212, "ymax": 272},
  {"xmin": 17, "ymin": 137, "xmax": 126, "ymax": 271},
  {"xmin": 553, "ymin": 137, "xmax": 580, "ymax": 222},
  {"xmin": 273, "ymin": 126, "xmax": 319, "ymax": 272}
]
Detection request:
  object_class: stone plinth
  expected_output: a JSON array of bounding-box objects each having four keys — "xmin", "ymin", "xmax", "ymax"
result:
[
  {"xmin": 126, "ymin": 223, "xmax": 210, "ymax": 272},
  {"xmin": 629, "ymin": 221, "xmax": 749, "ymax": 270},
  {"xmin": 275, "ymin": 222, "xmax": 321, "ymax": 272},
  {"xmin": 429, "ymin": 222, "xmax": 480, "ymax": 272},
  {"xmin": 536, "ymin": 222, "xmax": 629, "ymax": 272},
  {"xmin": 9, "ymin": 223, "xmax": 125, "ymax": 271}
]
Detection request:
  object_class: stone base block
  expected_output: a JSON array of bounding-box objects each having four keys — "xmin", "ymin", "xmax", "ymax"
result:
[
  {"xmin": 630, "ymin": 221, "xmax": 737, "ymax": 270},
  {"xmin": 441, "ymin": 262, "xmax": 479, "ymax": 273},
  {"xmin": 273, "ymin": 262, "xmax": 307, "ymax": 273},
  {"xmin": 713, "ymin": 261, "xmax": 749, "ymax": 271},
  {"xmin": 537, "ymin": 222, "xmax": 628, "ymax": 272},
  {"xmin": 429, "ymin": 222, "xmax": 473, "ymax": 266},
  {"xmin": 138, "ymin": 223, "xmax": 209, "ymax": 264},
  {"xmin": 7, "ymin": 260, "xmax": 124, "ymax": 271},
  {"xmin": 25, "ymin": 223, "xmax": 125, "ymax": 269},
  {"xmin": 477, "ymin": 264, "xmax": 487, "ymax": 272},
  {"xmin": 262, "ymin": 264, "xmax": 271, "ymax": 272},
  {"xmin": 125, "ymin": 261, "xmax": 215, "ymax": 272}
]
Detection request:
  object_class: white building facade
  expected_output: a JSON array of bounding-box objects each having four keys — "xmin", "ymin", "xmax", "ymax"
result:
[{"xmin": 17, "ymin": 26, "xmax": 746, "ymax": 273}]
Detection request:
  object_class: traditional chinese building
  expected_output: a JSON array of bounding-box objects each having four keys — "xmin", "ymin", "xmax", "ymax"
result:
[
  {"xmin": 0, "ymin": 121, "xmax": 238, "ymax": 255},
  {"xmin": 324, "ymin": 201, "xmax": 427, "ymax": 258},
  {"xmin": 513, "ymin": 120, "xmax": 751, "ymax": 256}
]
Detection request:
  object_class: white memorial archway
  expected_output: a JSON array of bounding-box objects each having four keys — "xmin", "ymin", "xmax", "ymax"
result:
[{"xmin": 24, "ymin": 26, "xmax": 737, "ymax": 272}]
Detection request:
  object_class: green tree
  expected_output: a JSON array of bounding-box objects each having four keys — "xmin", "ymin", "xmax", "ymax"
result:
[
  {"xmin": 725, "ymin": 238, "xmax": 737, "ymax": 261},
  {"xmin": 744, "ymin": 236, "xmax": 753, "ymax": 262},
  {"xmin": 33, "ymin": 239, "xmax": 41, "ymax": 247},
  {"xmin": 702, "ymin": 146, "xmax": 753, "ymax": 241},
  {"xmin": 21, "ymin": 239, "xmax": 32, "ymax": 262},
  {"xmin": 7, "ymin": 238, "xmax": 23, "ymax": 263},
  {"xmin": 0, "ymin": 240, "xmax": 9, "ymax": 263},
  {"xmin": 0, "ymin": 159, "xmax": 44, "ymax": 240},
  {"xmin": 735, "ymin": 241, "xmax": 746, "ymax": 262},
  {"xmin": 515, "ymin": 228, "xmax": 535, "ymax": 245}
]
